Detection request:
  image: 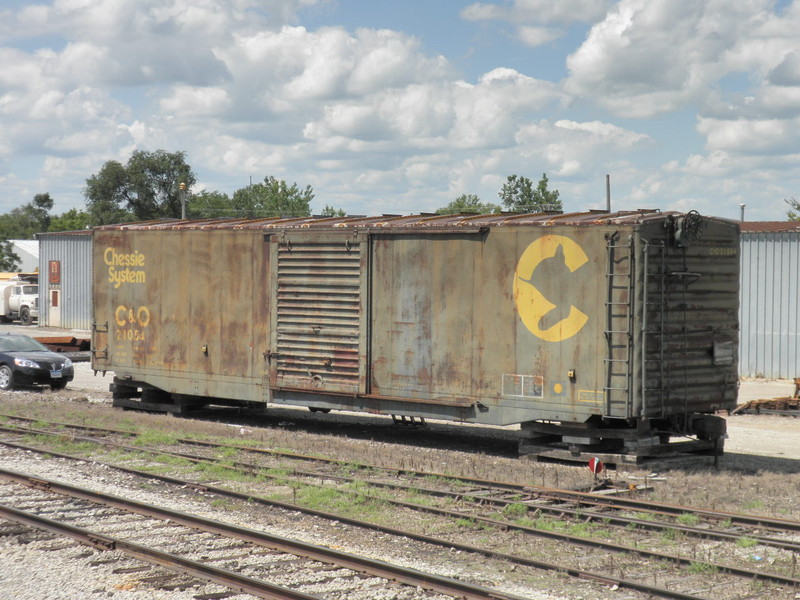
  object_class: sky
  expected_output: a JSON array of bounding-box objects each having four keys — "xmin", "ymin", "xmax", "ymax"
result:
[{"xmin": 1, "ymin": 0, "xmax": 799, "ymax": 222}]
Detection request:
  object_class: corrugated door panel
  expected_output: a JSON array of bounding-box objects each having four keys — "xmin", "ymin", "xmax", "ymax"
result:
[{"xmin": 273, "ymin": 238, "xmax": 364, "ymax": 394}]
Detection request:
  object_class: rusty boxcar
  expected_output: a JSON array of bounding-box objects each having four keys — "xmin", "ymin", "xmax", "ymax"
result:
[{"xmin": 91, "ymin": 210, "xmax": 739, "ymax": 461}]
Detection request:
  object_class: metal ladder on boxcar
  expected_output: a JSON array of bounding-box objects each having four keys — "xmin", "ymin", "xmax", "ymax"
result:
[
  {"xmin": 640, "ymin": 241, "xmax": 668, "ymax": 418},
  {"xmin": 604, "ymin": 235, "xmax": 635, "ymax": 418}
]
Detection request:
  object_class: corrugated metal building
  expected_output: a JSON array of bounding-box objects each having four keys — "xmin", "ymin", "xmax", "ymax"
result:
[
  {"xmin": 739, "ymin": 221, "xmax": 800, "ymax": 378},
  {"xmin": 37, "ymin": 230, "xmax": 93, "ymax": 330}
]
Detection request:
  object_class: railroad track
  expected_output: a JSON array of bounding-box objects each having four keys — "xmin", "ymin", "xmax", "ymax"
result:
[
  {"xmin": 2, "ymin": 413, "xmax": 798, "ymax": 546},
  {"xmin": 2, "ymin": 414, "xmax": 800, "ymax": 599},
  {"xmin": 0, "ymin": 467, "xmax": 529, "ymax": 600}
]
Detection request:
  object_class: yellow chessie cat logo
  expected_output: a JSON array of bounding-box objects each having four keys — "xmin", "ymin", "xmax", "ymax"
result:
[{"xmin": 513, "ymin": 235, "xmax": 589, "ymax": 342}]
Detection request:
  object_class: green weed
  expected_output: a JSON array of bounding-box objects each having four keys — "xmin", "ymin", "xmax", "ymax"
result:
[
  {"xmin": 676, "ymin": 512, "xmax": 700, "ymax": 527},
  {"xmin": 502, "ymin": 502, "xmax": 528, "ymax": 519},
  {"xmin": 687, "ymin": 562, "xmax": 718, "ymax": 575}
]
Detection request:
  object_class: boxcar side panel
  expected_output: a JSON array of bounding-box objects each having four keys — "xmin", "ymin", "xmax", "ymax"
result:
[
  {"xmin": 93, "ymin": 229, "xmax": 267, "ymax": 401},
  {"xmin": 369, "ymin": 226, "xmax": 612, "ymax": 425}
]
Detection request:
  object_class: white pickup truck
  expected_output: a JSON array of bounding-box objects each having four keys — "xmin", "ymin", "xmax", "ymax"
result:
[{"xmin": 1, "ymin": 282, "xmax": 39, "ymax": 325}]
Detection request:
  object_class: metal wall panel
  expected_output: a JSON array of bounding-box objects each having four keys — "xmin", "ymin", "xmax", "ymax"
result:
[
  {"xmin": 37, "ymin": 231, "xmax": 93, "ymax": 330},
  {"xmin": 92, "ymin": 229, "xmax": 268, "ymax": 401},
  {"xmin": 739, "ymin": 232, "xmax": 800, "ymax": 378}
]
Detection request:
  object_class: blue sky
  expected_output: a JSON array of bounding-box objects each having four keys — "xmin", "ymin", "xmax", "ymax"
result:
[{"xmin": 1, "ymin": 0, "xmax": 799, "ymax": 222}]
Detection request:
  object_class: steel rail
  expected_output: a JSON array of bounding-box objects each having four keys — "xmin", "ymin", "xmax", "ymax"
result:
[
  {"xmin": 3, "ymin": 420, "xmax": 800, "ymax": 554},
  {"xmin": 176, "ymin": 437, "xmax": 800, "ymax": 533},
  {"xmin": 0, "ymin": 467, "xmax": 534, "ymax": 600},
  {"xmin": 0, "ymin": 501, "xmax": 322, "ymax": 600},
  {"xmin": 0, "ymin": 438, "xmax": 788, "ymax": 600},
  {"xmin": 5, "ymin": 411, "xmax": 793, "ymax": 535}
]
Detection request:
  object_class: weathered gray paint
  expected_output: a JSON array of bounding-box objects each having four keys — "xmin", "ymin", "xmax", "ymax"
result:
[
  {"xmin": 739, "ymin": 231, "xmax": 800, "ymax": 378},
  {"xmin": 37, "ymin": 231, "xmax": 93, "ymax": 331}
]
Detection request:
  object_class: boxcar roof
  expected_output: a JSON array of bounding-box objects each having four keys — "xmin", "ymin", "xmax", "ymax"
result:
[
  {"xmin": 93, "ymin": 210, "xmax": 737, "ymax": 232},
  {"xmin": 739, "ymin": 221, "xmax": 800, "ymax": 233}
]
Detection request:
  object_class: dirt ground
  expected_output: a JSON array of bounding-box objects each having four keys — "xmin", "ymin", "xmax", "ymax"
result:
[{"xmin": 726, "ymin": 379, "xmax": 800, "ymax": 461}]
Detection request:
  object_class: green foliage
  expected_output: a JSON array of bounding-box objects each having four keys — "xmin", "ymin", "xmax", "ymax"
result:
[
  {"xmin": 436, "ymin": 193, "xmax": 501, "ymax": 215},
  {"xmin": 321, "ymin": 204, "xmax": 346, "ymax": 216},
  {"xmin": 0, "ymin": 239, "xmax": 20, "ymax": 271},
  {"xmin": 661, "ymin": 527, "xmax": 680, "ymax": 542},
  {"xmin": 786, "ymin": 196, "xmax": 800, "ymax": 221},
  {"xmin": 687, "ymin": 562, "xmax": 718, "ymax": 575},
  {"xmin": 188, "ymin": 190, "xmax": 232, "ymax": 219},
  {"xmin": 498, "ymin": 173, "xmax": 562, "ymax": 212},
  {"xmin": 84, "ymin": 149, "xmax": 196, "ymax": 224},
  {"xmin": 737, "ymin": 536, "xmax": 758, "ymax": 548},
  {"xmin": 502, "ymin": 502, "xmax": 529, "ymax": 519},
  {"xmin": 187, "ymin": 177, "xmax": 315, "ymax": 219},
  {"xmin": 676, "ymin": 512, "xmax": 700, "ymax": 526},
  {"xmin": 48, "ymin": 208, "xmax": 91, "ymax": 232},
  {"xmin": 230, "ymin": 176, "xmax": 314, "ymax": 218},
  {"xmin": 455, "ymin": 517, "xmax": 476, "ymax": 528},
  {"xmin": 0, "ymin": 193, "xmax": 54, "ymax": 239},
  {"xmin": 133, "ymin": 430, "xmax": 179, "ymax": 446}
]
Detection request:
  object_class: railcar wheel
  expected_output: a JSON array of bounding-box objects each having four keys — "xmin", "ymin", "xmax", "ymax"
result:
[
  {"xmin": 19, "ymin": 307, "xmax": 31, "ymax": 326},
  {"xmin": 0, "ymin": 365, "xmax": 14, "ymax": 391}
]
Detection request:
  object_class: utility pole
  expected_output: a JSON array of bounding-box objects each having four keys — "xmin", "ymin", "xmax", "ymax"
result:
[{"xmin": 180, "ymin": 182, "xmax": 187, "ymax": 220}]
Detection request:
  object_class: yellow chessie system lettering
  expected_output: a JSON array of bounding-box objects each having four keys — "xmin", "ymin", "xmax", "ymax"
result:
[{"xmin": 104, "ymin": 248, "xmax": 146, "ymax": 288}]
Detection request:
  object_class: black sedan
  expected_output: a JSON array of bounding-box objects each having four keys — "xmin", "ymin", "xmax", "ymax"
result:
[{"xmin": 0, "ymin": 334, "xmax": 74, "ymax": 391}]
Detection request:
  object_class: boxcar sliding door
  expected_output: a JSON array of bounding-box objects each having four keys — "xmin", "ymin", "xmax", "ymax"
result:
[{"xmin": 267, "ymin": 232, "xmax": 369, "ymax": 395}]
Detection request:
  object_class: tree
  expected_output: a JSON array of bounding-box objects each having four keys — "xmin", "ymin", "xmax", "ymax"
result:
[
  {"xmin": 320, "ymin": 205, "xmax": 346, "ymax": 217},
  {"xmin": 0, "ymin": 239, "xmax": 20, "ymax": 272},
  {"xmin": 230, "ymin": 176, "xmax": 314, "ymax": 218},
  {"xmin": 187, "ymin": 190, "xmax": 233, "ymax": 219},
  {"xmin": 84, "ymin": 150, "xmax": 196, "ymax": 225},
  {"xmin": 498, "ymin": 173, "xmax": 562, "ymax": 212},
  {"xmin": 48, "ymin": 208, "xmax": 91, "ymax": 232},
  {"xmin": 787, "ymin": 197, "xmax": 800, "ymax": 221},
  {"xmin": 436, "ymin": 194, "xmax": 501, "ymax": 215},
  {"xmin": 0, "ymin": 193, "xmax": 55, "ymax": 238}
]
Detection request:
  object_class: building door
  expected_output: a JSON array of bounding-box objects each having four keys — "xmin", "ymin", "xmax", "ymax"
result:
[{"xmin": 49, "ymin": 289, "xmax": 61, "ymax": 327}]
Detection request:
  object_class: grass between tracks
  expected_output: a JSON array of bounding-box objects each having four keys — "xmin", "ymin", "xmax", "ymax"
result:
[
  {"xmin": 6, "ymin": 398, "xmax": 800, "ymax": 599},
  {"xmin": 3, "ymin": 397, "xmax": 800, "ymax": 525}
]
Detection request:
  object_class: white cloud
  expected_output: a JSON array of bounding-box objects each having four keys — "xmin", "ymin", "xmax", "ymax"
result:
[
  {"xmin": 462, "ymin": 0, "xmax": 608, "ymax": 25},
  {"xmin": 768, "ymin": 50, "xmax": 800, "ymax": 86},
  {"xmin": 554, "ymin": 120, "xmax": 650, "ymax": 147},
  {"xmin": 517, "ymin": 26, "xmax": 563, "ymax": 47},
  {"xmin": 698, "ymin": 116, "xmax": 800, "ymax": 155},
  {"xmin": 1, "ymin": 0, "xmax": 798, "ymax": 222},
  {"xmin": 565, "ymin": 0, "xmax": 800, "ymax": 121},
  {"xmin": 462, "ymin": 0, "xmax": 608, "ymax": 47},
  {"xmin": 303, "ymin": 68, "xmax": 564, "ymax": 151},
  {"xmin": 159, "ymin": 87, "xmax": 232, "ymax": 116}
]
